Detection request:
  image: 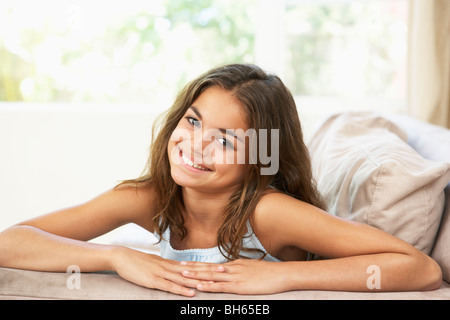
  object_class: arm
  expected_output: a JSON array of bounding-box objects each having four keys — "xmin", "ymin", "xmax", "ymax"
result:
[
  {"xmin": 0, "ymin": 184, "xmax": 204, "ymax": 296},
  {"xmin": 0, "ymin": 184, "xmax": 153, "ymax": 272},
  {"xmin": 183, "ymin": 193, "xmax": 442, "ymax": 294},
  {"xmin": 0, "ymin": 224, "xmax": 115, "ymax": 272}
]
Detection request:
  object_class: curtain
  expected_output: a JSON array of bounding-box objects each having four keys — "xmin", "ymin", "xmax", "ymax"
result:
[{"xmin": 408, "ymin": 0, "xmax": 450, "ymax": 128}]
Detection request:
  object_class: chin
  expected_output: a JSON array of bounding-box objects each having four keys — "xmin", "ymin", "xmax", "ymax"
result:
[{"xmin": 169, "ymin": 166, "xmax": 207, "ymax": 189}]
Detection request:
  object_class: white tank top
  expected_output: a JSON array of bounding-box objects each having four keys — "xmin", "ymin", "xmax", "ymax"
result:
[{"xmin": 153, "ymin": 221, "xmax": 281, "ymax": 263}]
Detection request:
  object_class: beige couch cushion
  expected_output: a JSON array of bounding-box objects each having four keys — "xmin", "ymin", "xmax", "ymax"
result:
[
  {"xmin": 308, "ymin": 112, "xmax": 450, "ymax": 254},
  {"xmin": 432, "ymin": 190, "xmax": 450, "ymax": 282},
  {"xmin": 384, "ymin": 114, "xmax": 450, "ymax": 282},
  {"xmin": 1, "ymin": 267, "xmax": 450, "ymax": 300}
]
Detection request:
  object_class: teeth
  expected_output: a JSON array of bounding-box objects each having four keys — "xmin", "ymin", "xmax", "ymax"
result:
[{"xmin": 181, "ymin": 153, "xmax": 210, "ymax": 171}]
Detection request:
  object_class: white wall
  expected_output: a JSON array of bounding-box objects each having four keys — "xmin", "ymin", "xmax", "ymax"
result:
[{"xmin": 0, "ymin": 103, "xmax": 160, "ymax": 245}]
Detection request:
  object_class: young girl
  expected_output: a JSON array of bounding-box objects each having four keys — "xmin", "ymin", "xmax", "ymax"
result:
[{"xmin": 0, "ymin": 64, "xmax": 442, "ymax": 297}]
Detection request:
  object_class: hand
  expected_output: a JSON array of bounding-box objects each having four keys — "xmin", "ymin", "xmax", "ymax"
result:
[
  {"xmin": 181, "ymin": 259, "xmax": 292, "ymax": 295},
  {"xmin": 111, "ymin": 246, "xmax": 223, "ymax": 297}
]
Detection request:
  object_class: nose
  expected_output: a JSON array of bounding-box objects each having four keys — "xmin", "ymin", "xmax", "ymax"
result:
[
  {"xmin": 189, "ymin": 127, "xmax": 212, "ymax": 163},
  {"xmin": 191, "ymin": 128, "xmax": 220, "ymax": 165}
]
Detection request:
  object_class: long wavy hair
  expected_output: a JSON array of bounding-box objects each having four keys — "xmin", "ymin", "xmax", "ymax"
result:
[{"xmin": 119, "ymin": 63, "xmax": 325, "ymax": 260}]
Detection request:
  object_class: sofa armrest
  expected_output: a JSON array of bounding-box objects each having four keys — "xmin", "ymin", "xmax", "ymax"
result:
[
  {"xmin": 1, "ymin": 267, "xmax": 450, "ymax": 300},
  {"xmin": 431, "ymin": 187, "xmax": 450, "ymax": 282}
]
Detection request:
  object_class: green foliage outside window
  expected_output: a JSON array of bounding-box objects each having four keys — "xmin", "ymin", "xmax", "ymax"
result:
[{"xmin": 0, "ymin": 0, "xmax": 406, "ymax": 105}]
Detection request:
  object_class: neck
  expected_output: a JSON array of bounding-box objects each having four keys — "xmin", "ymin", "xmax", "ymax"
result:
[{"xmin": 181, "ymin": 187, "xmax": 232, "ymax": 230}]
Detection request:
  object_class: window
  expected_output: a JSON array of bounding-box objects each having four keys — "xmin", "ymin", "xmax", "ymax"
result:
[
  {"xmin": 0, "ymin": 0, "xmax": 408, "ymax": 112},
  {"xmin": 256, "ymin": 0, "xmax": 408, "ymax": 115},
  {"xmin": 0, "ymin": 0, "xmax": 256, "ymax": 108},
  {"xmin": 284, "ymin": 0, "xmax": 408, "ymax": 100}
]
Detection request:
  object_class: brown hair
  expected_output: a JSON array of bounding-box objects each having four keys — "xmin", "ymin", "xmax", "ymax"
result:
[{"xmin": 119, "ymin": 64, "xmax": 325, "ymax": 260}]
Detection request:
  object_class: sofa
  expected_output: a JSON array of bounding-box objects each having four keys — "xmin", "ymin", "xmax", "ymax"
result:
[{"xmin": 1, "ymin": 112, "xmax": 449, "ymax": 300}]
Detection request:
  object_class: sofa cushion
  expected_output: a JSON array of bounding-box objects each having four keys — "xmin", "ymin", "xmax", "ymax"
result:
[
  {"xmin": 431, "ymin": 190, "xmax": 450, "ymax": 282},
  {"xmin": 386, "ymin": 114, "xmax": 450, "ymax": 282},
  {"xmin": 308, "ymin": 112, "xmax": 450, "ymax": 255},
  {"xmin": 386, "ymin": 114, "xmax": 450, "ymax": 165},
  {"xmin": 1, "ymin": 267, "xmax": 450, "ymax": 300}
]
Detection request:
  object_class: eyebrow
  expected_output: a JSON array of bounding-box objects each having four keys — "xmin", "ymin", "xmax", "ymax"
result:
[
  {"xmin": 189, "ymin": 106, "xmax": 202, "ymax": 120},
  {"xmin": 188, "ymin": 106, "xmax": 243, "ymax": 143}
]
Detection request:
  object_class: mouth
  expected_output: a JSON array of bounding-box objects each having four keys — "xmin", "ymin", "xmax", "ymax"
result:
[{"xmin": 178, "ymin": 147, "xmax": 213, "ymax": 172}]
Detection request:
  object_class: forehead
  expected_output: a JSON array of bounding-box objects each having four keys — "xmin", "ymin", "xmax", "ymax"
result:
[{"xmin": 191, "ymin": 86, "xmax": 249, "ymax": 130}]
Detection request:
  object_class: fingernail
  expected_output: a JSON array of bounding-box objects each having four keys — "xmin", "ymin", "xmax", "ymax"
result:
[
  {"xmin": 197, "ymin": 284, "xmax": 203, "ymax": 290},
  {"xmin": 182, "ymin": 270, "xmax": 189, "ymax": 275},
  {"xmin": 180, "ymin": 261, "xmax": 187, "ymax": 265}
]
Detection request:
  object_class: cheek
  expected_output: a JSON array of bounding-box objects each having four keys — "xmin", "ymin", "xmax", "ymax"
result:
[
  {"xmin": 204, "ymin": 147, "xmax": 243, "ymax": 167},
  {"xmin": 167, "ymin": 125, "xmax": 193, "ymax": 159},
  {"xmin": 214, "ymin": 161, "xmax": 249, "ymax": 183},
  {"xmin": 167, "ymin": 141, "xmax": 175, "ymax": 165},
  {"xmin": 207, "ymin": 140, "xmax": 249, "ymax": 165}
]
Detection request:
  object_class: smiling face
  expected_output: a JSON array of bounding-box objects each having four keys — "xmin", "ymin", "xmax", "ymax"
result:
[{"xmin": 167, "ymin": 86, "xmax": 250, "ymax": 194}]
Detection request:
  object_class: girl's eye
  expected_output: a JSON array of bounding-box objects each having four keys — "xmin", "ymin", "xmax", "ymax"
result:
[
  {"xmin": 186, "ymin": 116, "xmax": 201, "ymax": 128},
  {"xmin": 217, "ymin": 137, "xmax": 233, "ymax": 149}
]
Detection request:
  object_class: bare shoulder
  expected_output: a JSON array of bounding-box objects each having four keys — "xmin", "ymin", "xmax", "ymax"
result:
[
  {"xmin": 110, "ymin": 182, "xmax": 157, "ymax": 228},
  {"xmin": 253, "ymin": 190, "xmax": 351, "ymax": 247},
  {"xmin": 253, "ymin": 191, "xmax": 310, "ymax": 232},
  {"xmin": 112, "ymin": 181, "xmax": 156, "ymax": 204},
  {"xmin": 251, "ymin": 191, "xmax": 312, "ymax": 260},
  {"xmin": 253, "ymin": 189, "xmax": 418, "ymax": 260},
  {"xmin": 253, "ymin": 191, "xmax": 313, "ymax": 223}
]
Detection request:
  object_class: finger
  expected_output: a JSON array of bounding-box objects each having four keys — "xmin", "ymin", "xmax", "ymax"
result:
[
  {"xmin": 159, "ymin": 260, "xmax": 226, "ymax": 289},
  {"xmin": 180, "ymin": 260, "xmax": 213, "ymax": 266},
  {"xmin": 180, "ymin": 261, "xmax": 225, "ymax": 270},
  {"xmin": 152, "ymin": 277, "xmax": 196, "ymax": 297},
  {"xmin": 178, "ymin": 262, "xmax": 226, "ymax": 274},
  {"xmin": 160, "ymin": 268, "xmax": 206, "ymax": 289},
  {"xmin": 181, "ymin": 269, "xmax": 231, "ymax": 282},
  {"xmin": 196, "ymin": 281, "xmax": 235, "ymax": 293},
  {"xmin": 159, "ymin": 260, "xmax": 212, "ymax": 277}
]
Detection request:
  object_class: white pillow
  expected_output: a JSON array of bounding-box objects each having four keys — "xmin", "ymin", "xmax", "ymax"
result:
[{"xmin": 308, "ymin": 112, "xmax": 450, "ymax": 254}]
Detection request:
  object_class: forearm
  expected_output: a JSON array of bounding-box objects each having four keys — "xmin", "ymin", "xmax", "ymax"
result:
[
  {"xmin": 0, "ymin": 225, "xmax": 116, "ymax": 272},
  {"xmin": 283, "ymin": 252, "xmax": 442, "ymax": 292}
]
